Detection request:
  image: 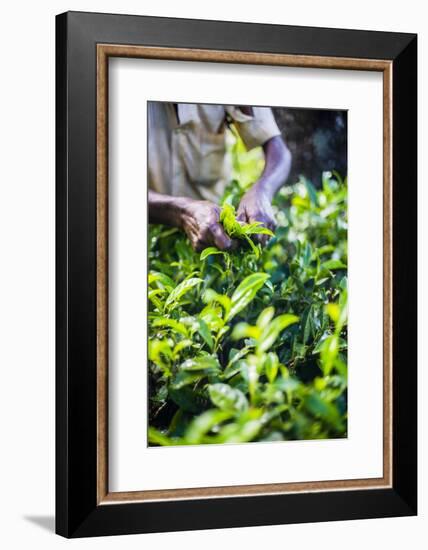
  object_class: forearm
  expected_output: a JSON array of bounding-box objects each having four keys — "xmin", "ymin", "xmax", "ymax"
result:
[
  {"xmin": 148, "ymin": 190, "xmax": 186, "ymax": 227},
  {"xmin": 254, "ymin": 135, "xmax": 292, "ymax": 201}
]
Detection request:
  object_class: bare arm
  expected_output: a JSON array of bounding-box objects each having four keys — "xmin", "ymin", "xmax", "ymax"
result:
[
  {"xmin": 256, "ymin": 135, "xmax": 292, "ymax": 201},
  {"xmin": 237, "ymin": 135, "xmax": 292, "ymax": 244},
  {"xmin": 148, "ymin": 190, "xmax": 185, "ymax": 226}
]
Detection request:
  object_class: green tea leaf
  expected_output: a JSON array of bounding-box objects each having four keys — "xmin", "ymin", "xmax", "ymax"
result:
[
  {"xmin": 180, "ymin": 355, "xmax": 220, "ymax": 372},
  {"xmin": 244, "ymin": 223, "xmax": 274, "ymax": 237},
  {"xmin": 305, "ymin": 179, "xmax": 319, "ymax": 207},
  {"xmin": 173, "ymin": 339, "xmax": 194, "ymax": 357},
  {"xmin": 203, "ymin": 289, "xmax": 231, "ymax": 318},
  {"xmin": 258, "ymin": 314, "xmax": 299, "ymax": 352},
  {"xmin": 220, "ymin": 203, "xmax": 244, "ymax": 237},
  {"xmin": 265, "ymin": 352, "xmax": 279, "ymax": 383},
  {"xmin": 148, "ymin": 427, "xmax": 173, "ymax": 446},
  {"xmin": 227, "ymin": 273, "xmax": 270, "ymax": 321},
  {"xmin": 244, "ymin": 234, "xmax": 260, "ymax": 258},
  {"xmin": 320, "ymin": 334, "xmax": 339, "ymax": 375},
  {"xmin": 208, "ymin": 383, "xmax": 248, "ymax": 412},
  {"xmin": 169, "ymin": 387, "xmax": 207, "ymax": 414},
  {"xmin": 322, "ymin": 259, "xmax": 346, "ymax": 271},
  {"xmin": 303, "ymin": 306, "xmax": 313, "ymax": 344},
  {"xmin": 185, "ymin": 409, "xmax": 234, "ymax": 444},
  {"xmin": 164, "ymin": 277, "xmax": 203, "ymax": 310},
  {"xmin": 152, "ymin": 317, "xmax": 189, "ymax": 337},
  {"xmin": 197, "ymin": 318, "xmax": 214, "ymax": 350},
  {"xmin": 231, "ymin": 322, "xmax": 260, "ymax": 341},
  {"xmin": 148, "ymin": 271, "xmax": 176, "ymax": 289},
  {"xmin": 200, "ymin": 247, "xmax": 225, "ymax": 261},
  {"xmin": 257, "ymin": 306, "xmax": 275, "ymax": 329}
]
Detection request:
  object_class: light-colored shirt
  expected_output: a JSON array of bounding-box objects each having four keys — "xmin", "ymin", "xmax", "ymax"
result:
[{"xmin": 148, "ymin": 102, "xmax": 281, "ymax": 202}]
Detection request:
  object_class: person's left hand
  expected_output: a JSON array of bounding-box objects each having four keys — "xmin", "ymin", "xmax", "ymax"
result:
[{"xmin": 237, "ymin": 184, "xmax": 276, "ymax": 246}]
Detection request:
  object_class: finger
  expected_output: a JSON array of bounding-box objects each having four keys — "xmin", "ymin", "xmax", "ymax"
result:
[
  {"xmin": 236, "ymin": 206, "xmax": 247, "ymax": 223},
  {"xmin": 250, "ymin": 218, "xmax": 275, "ymax": 247},
  {"xmin": 259, "ymin": 234, "xmax": 270, "ymax": 247},
  {"xmin": 210, "ymin": 223, "xmax": 233, "ymax": 250},
  {"xmin": 253, "ymin": 233, "xmax": 268, "ymax": 247},
  {"xmin": 229, "ymin": 238, "xmax": 240, "ymax": 251}
]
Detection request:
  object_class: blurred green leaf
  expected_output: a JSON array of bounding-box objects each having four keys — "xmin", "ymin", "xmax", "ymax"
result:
[
  {"xmin": 259, "ymin": 314, "xmax": 299, "ymax": 352},
  {"xmin": 322, "ymin": 259, "xmax": 346, "ymax": 271},
  {"xmin": 197, "ymin": 318, "xmax": 214, "ymax": 350},
  {"xmin": 200, "ymin": 247, "xmax": 225, "ymax": 261},
  {"xmin": 208, "ymin": 383, "xmax": 248, "ymax": 412},
  {"xmin": 164, "ymin": 277, "xmax": 203, "ymax": 311},
  {"xmin": 227, "ymin": 273, "xmax": 270, "ymax": 321}
]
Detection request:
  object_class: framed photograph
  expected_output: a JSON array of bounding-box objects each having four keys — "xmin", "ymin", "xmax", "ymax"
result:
[{"xmin": 56, "ymin": 11, "xmax": 417, "ymax": 538}]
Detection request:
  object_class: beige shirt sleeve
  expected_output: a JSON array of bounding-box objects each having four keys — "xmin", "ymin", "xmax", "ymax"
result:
[{"xmin": 226, "ymin": 106, "xmax": 281, "ymax": 150}]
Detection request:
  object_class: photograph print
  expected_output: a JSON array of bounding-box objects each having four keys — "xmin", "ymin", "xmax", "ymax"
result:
[{"xmin": 147, "ymin": 101, "xmax": 348, "ymax": 447}]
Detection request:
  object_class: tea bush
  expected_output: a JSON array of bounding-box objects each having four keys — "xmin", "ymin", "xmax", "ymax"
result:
[{"xmin": 148, "ymin": 135, "xmax": 348, "ymax": 446}]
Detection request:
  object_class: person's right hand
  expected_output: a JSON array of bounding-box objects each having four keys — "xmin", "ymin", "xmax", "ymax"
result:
[{"xmin": 179, "ymin": 199, "xmax": 233, "ymax": 252}]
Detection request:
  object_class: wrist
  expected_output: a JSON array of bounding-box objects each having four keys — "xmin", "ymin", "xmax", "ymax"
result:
[{"xmin": 148, "ymin": 191, "xmax": 193, "ymax": 227}]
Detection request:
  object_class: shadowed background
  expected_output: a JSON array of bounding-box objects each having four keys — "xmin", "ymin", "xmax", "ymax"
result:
[{"xmin": 273, "ymin": 107, "xmax": 347, "ymax": 186}]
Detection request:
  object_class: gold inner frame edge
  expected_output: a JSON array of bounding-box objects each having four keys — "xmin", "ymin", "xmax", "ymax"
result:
[{"xmin": 96, "ymin": 44, "xmax": 393, "ymax": 505}]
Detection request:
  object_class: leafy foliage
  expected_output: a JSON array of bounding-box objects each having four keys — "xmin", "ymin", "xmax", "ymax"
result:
[
  {"xmin": 148, "ymin": 137, "xmax": 348, "ymax": 446},
  {"xmin": 220, "ymin": 203, "xmax": 273, "ymax": 257}
]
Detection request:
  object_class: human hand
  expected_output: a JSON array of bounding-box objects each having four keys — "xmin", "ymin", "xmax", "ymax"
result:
[
  {"xmin": 179, "ymin": 198, "xmax": 233, "ymax": 252},
  {"xmin": 237, "ymin": 184, "xmax": 277, "ymax": 246}
]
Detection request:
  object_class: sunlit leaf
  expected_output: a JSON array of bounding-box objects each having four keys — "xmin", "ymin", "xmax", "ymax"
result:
[
  {"xmin": 152, "ymin": 317, "xmax": 189, "ymax": 337},
  {"xmin": 185, "ymin": 409, "xmax": 234, "ymax": 444},
  {"xmin": 326, "ymin": 303, "xmax": 340, "ymax": 324},
  {"xmin": 227, "ymin": 273, "xmax": 270, "ymax": 321},
  {"xmin": 208, "ymin": 383, "xmax": 248, "ymax": 412},
  {"xmin": 320, "ymin": 334, "xmax": 339, "ymax": 375},
  {"xmin": 258, "ymin": 314, "xmax": 299, "ymax": 352},
  {"xmin": 200, "ymin": 247, "xmax": 225, "ymax": 261},
  {"xmin": 180, "ymin": 355, "xmax": 220, "ymax": 372},
  {"xmin": 148, "ymin": 427, "xmax": 173, "ymax": 446},
  {"xmin": 148, "ymin": 271, "xmax": 176, "ymax": 289},
  {"xmin": 231, "ymin": 322, "xmax": 260, "ymax": 341},
  {"xmin": 197, "ymin": 318, "xmax": 214, "ymax": 350},
  {"xmin": 164, "ymin": 277, "xmax": 203, "ymax": 310},
  {"xmin": 265, "ymin": 352, "xmax": 279, "ymax": 383},
  {"xmin": 322, "ymin": 259, "xmax": 346, "ymax": 271},
  {"xmin": 257, "ymin": 306, "xmax": 275, "ymax": 329}
]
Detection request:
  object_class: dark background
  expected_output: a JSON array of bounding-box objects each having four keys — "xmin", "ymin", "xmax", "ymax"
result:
[{"xmin": 272, "ymin": 108, "xmax": 347, "ymax": 186}]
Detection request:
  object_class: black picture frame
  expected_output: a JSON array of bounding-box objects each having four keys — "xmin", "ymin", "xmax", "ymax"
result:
[{"xmin": 56, "ymin": 11, "xmax": 417, "ymax": 538}]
